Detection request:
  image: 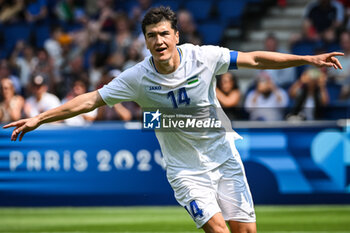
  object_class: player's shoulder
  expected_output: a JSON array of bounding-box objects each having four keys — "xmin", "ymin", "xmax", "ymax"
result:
[
  {"xmin": 178, "ymin": 43, "xmax": 229, "ymax": 62},
  {"xmin": 116, "ymin": 58, "xmax": 150, "ymax": 81}
]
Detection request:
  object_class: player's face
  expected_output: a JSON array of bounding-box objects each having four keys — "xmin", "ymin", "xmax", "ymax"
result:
[{"xmin": 145, "ymin": 20, "xmax": 179, "ymax": 64}]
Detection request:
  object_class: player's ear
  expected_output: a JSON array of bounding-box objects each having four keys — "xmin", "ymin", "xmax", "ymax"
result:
[{"xmin": 175, "ymin": 30, "xmax": 179, "ymax": 44}]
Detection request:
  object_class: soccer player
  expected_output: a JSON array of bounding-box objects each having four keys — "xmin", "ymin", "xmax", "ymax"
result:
[{"xmin": 3, "ymin": 6, "xmax": 343, "ymax": 233}]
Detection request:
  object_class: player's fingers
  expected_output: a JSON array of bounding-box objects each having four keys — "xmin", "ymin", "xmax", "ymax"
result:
[
  {"xmin": 329, "ymin": 52, "xmax": 344, "ymax": 57},
  {"xmin": 331, "ymin": 57, "xmax": 343, "ymax": 69},
  {"xmin": 3, "ymin": 121, "xmax": 20, "ymax": 129},
  {"xmin": 3, "ymin": 119, "xmax": 26, "ymax": 129},
  {"xmin": 10, "ymin": 126, "xmax": 20, "ymax": 141},
  {"xmin": 321, "ymin": 62, "xmax": 335, "ymax": 68},
  {"xmin": 12, "ymin": 125, "xmax": 26, "ymax": 141},
  {"xmin": 19, "ymin": 131, "xmax": 26, "ymax": 142}
]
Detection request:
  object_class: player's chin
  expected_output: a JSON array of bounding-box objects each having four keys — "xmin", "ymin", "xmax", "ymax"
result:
[{"xmin": 154, "ymin": 54, "xmax": 170, "ymax": 63}]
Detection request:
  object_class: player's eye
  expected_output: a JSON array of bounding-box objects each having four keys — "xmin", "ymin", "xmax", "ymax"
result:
[{"xmin": 161, "ymin": 31, "xmax": 170, "ymax": 36}]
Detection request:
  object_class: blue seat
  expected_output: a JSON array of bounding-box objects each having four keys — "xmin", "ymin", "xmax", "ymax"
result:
[
  {"xmin": 35, "ymin": 24, "xmax": 51, "ymax": 48},
  {"xmin": 3, "ymin": 22, "xmax": 31, "ymax": 56},
  {"xmin": 118, "ymin": 0, "xmax": 138, "ymax": 13},
  {"xmin": 197, "ymin": 21, "xmax": 225, "ymax": 45},
  {"xmin": 327, "ymin": 82, "xmax": 342, "ymax": 104},
  {"xmin": 184, "ymin": 0, "xmax": 213, "ymax": 22},
  {"xmin": 217, "ymin": 0, "xmax": 246, "ymax": 27},
  {"xmin": 153, "ymin": 0, "xmax": 181, "ymax": 11}
]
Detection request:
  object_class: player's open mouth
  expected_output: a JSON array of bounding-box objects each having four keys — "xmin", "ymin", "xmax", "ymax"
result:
[{"xmin": 156, "ymin": 48, "xmax": 167, "ymax": 52}]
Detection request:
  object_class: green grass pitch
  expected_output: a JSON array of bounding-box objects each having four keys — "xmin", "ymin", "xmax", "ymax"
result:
[{"xmin": 0, "ymin": 205, "xmax": 349, "ymax": 233}]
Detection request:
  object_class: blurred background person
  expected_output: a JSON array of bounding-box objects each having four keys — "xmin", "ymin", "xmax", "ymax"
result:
[
  {"xmin": 262, "ymin": 33, "xmax": 296, "ymax": 88},
  {"xmin": 0, "ymin": 59, "xmax": 22, "ymax": 94},
  {"xmin": 95, "ymin": 69, "xmax": 141, "ymax": 121},
  {"xmin": 24, "ymin": 0, "xmax": 48, "ymax": 24},
  {"xmin": 288, "ymin": 67, "xmax": 329, "ymax": 120},
  {"xmin": 0, "ymin": 0, "xmax": 24, "ymax": 24},
  {"xmin": 216, "ymin": 71, "xmax": 241, "ymax": 120},
  {"xmin": 177, "ymin": 9, "xmax": 202, "ymax": 45},
  {"xmin": 244, "ymin": 71, "xmax": 289, "ymax": 121},
  {"xmin": 33, "ymin": 48, "xmax": 56, "ymax": 93},
  {"xmin": 328, "ymin": 30, "xmax": 350, "ymax": 100},
  {"xmin": 122, "ymin": 39, "xmax": 144, "ymax": 70},
  {"xmin": 24, "ymin": 74, "xmax": 60, "ymax": 118},
  {"xmin": 303, "ymin": 0, "xmax": 344, "ymax": 41},
  {"xmin": 10, "ymin": 41, "xmax": 38, "ymax": 93},
  {"xmin": 62, "ymin": 78, "xmax": 97, "ymax": 126},
  {"xmin": 0, "ymin": 77, "xmax": 24, "ymax": 123}
]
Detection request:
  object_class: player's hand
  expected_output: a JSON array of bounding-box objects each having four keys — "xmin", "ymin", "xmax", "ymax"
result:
[
  {"xmin": 2, "ymin": 117, "xmax": 40, "ymax": 141},
  {"xmin": 309, "ymin": 52, "xmax": 344, "ymax": 69}
]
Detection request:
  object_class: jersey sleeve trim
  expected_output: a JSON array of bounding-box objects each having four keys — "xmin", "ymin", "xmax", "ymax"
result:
[{"xmin": 229, "ymin": 51, "xmax": 238, "ymax": 70}]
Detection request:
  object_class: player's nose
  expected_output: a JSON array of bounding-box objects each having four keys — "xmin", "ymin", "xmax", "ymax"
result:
[{"xmin": 155, "ymin": 35, "xmax": 163, "ymax": 45}]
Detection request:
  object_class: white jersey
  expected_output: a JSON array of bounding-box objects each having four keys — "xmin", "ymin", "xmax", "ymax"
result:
[
  {"xmin": 26, "ymin": 92, "xmax": 61, "ymax": 117},
  {"xmin": 98, "ymin": 43, "xmax": 242, "ymax": 177}
]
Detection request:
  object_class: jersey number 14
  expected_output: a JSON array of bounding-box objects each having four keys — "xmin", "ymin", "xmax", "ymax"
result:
[{"xmin": 167, "ymin": 87, "xmax": 191, "ymax": 109}]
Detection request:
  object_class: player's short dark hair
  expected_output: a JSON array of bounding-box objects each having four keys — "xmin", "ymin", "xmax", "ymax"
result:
[{"xmin": 141, "ymin": 6, "xmax": 178, "ymax": 35}]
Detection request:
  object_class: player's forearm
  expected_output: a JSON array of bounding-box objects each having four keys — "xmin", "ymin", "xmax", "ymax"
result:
[
  {"xmin": 237, "ymin": 51, "xmax": 311, "ymax": 69},
  {"xmin": 37, "ymin": 91, "xmax": 104, "ymax": 125}
]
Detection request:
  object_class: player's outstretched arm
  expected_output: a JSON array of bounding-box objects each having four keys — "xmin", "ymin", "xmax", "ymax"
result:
[
  {"xmin": 3, "ymin": 90, "xmax": 106, "ymax": 141},
  {"xmin": 236, "ymin": 51, "xmax": 344, "ymax": 70}
]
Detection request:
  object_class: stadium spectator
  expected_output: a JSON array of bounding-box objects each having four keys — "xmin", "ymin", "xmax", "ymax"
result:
[
  {"xmin": 24, "ymin": 0, "xmax": 48, "ymax": 23},
  {"xmin": 62, "ymin": 78, "xmax": 97, "ymax": 125},
  {"xmin": 177, "ymin": 10, "xmax": 202, "ymax": 45},
  {"xmin": 0, "ymin": 77, "xmax": 24, "ymax": 123},
  {"xmin": 244, "ymin": 71, "xmax": 289, "ymax": 121},
  {"xmin": 95, "ymin": 69, "xmax": 141, "ymax": 121},
  {"xmin": 86, "ymin": 0, "xmax": 116, "ymax": 43},
  {"xmin": 60, "ymin": 54, "xmax": 89, "ymax": 98},
  {"xmin": 24, "ymin": 74, "xmax": 60, "ymax": 118},
  {"xmin": 337, "ymin": 0, "xmax": 350, "ymax": 29},
  {"xmin": 261, "ymin": 33, "xmax": 296, "ymax": 88},
  {"xmin": 123, "ymin": 39, "xmax": 144, "ymax": 70},
  {"xmin": 130, "ymin": 0, "xmax": 152, "ymax": 33},
  {"xmin": 110, "ymin": 12, "xmax": 133, "ymax": 55},
  {"xmin": 216, "ymin": 71, "xmax": 241, "ymax": 120},
  {"xmin": 288, "ymin": 67, "xmax": 330, "ymax": 120},
  {"xmin": 55, "ymin": 0, "xmax": 87, "ymax": 24},
  {"xmin": 328, "ymin": 30, "xmax": 350, "ymax": 100},
  {"xmin": 0, "ymin": 0, "xmax": 25, "ymax": 23},
  {"xmin": 33, "ymin": 48, "xmax": 56, "ymax": 92},
  {"xmin": 10, "ymin": 41, "xmax": 38, "ymax": 92},
  {"xmin": 44, "ymin": 25, "xmax": 64, "ymax": 78},
  {"xmin": 0, "ymin": 59, "xmax": 22, "ymax": 94},
  {"xmin": 303, "ymin": 0, "xmax": 344, "ymax": 40}
]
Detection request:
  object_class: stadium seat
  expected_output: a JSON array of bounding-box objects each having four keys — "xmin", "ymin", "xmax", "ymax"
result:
[
  {"xmin": 327, "ymin": 82, "xmax": 342, "ymax": 104},
  {"xmin": 118, "ymin": 0, "xmax": 138, "ymax": 13},
  {"xmin": 184, "ymin": 0, "xmax": 213, "ymax": 22},
  {"xmin": 197, "ymin": 21, "xmax": 225, "ymax": 45},
  {"xmin": 34, "ymin": 24, "xmax": 51, "ymax": 48},
  {"xmin": 153, "ymin": 0, "xmax": 181, "ymax": 12},
  {"xmin": 217, "ymin": 0, "xmax": 246, "ymax": 27},
  {"xmin": 3, "ymin": 22, "xmax": 31, "ymax": 57},
  {"xmin": 245, "ymin": 0, "xmax": 262, "ymax": 3}
]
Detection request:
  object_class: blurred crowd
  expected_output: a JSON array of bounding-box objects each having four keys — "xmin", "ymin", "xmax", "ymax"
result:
[{"xmin": 0, "ymin": 0, "xmax": 349, "ymax": 124}]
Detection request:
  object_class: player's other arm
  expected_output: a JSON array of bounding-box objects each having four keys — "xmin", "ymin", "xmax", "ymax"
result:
[
  {"xmin": 236, "ymin": 51, "xmax": 344, "ymax": 70},
  {"xmin": 3, "ymin": 90, "xmax": 106, "ymax": 141}
]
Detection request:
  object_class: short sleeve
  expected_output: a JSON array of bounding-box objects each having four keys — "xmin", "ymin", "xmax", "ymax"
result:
[
  {"xmin": 98, "ymin": 68, "xmax": 140, "ymax": 107},
  {"xmin": 200, "ymin": 45, "xmax": 237, "ymax": 75}
]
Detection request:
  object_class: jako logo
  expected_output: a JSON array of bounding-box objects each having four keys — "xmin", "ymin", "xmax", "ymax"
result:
[
  {"xmin": 143, "ymin": 109, "xmax": 161, "ymax": 129},
  {"xmin": 149, "ymin": 86, "xmax": 162, "ymax": 91}
]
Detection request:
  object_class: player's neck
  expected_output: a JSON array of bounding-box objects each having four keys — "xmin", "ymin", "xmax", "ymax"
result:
[{"xmin": 153, "ymin": 49, "xmax": 181, "ymax": 74}]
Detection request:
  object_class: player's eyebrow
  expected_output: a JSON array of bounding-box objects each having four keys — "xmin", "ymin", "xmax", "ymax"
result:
[{"xmin": 146, "ymin": 30, "xmax": 170, "ymax": 37}]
